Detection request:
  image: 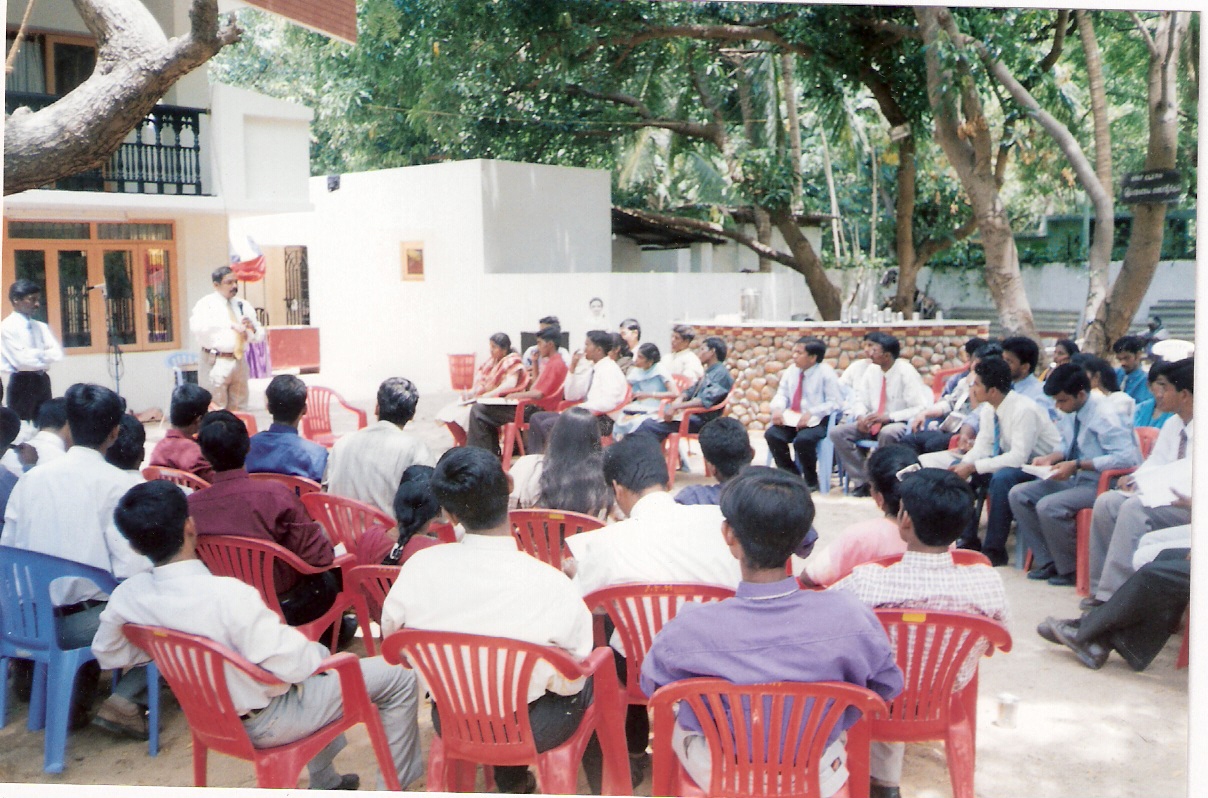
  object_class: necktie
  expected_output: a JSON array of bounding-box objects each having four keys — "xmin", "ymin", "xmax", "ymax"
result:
[
  {"xmin": 1068, "ymin": 415, "xmax": 1081, "ymax": 461},
  {"xmin": 869, "ymin": 373, "xmax": 888, "ymax": 436},
  {"xmin": 791, "ymin": 370, "xmax": 804, "ymax": 413},
  {"xmin": 227, "ymin": 300, "xmax": 246, "ymax": 360},
  {"xmin": 1178, "ymin": 429, "xmax": 1188, "ymax": 460},
  {"xmin": 992, "ymin": 416, "xmax": 1002, "ymax": 456}
]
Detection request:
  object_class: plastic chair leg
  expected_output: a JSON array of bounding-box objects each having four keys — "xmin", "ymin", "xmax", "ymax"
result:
[
  {"xmin": 0, "ymin": 657, "xmax": 8, "ymax": 728},
  {"xmin": 28, "ymin": 661, "xmax": 48, "ymax": 731},
  {"xmin": 1075, "ymin": 510, "xmax": 1091, "ymax": 597},
  {"xmin": 42, "ymin": 657, "xmax": 81, "ymax": 773},
  {"xmin": 817, "ymin": 438, "xmax": 835, "ymax": 494},
  {"xmin": 536, "ymin": 745, "xmax": 583, "ymax": 795},
  {"xmin": 944, "ymin": 692, "xmax": 977, "ymax": 798},
  {"xmin": 193, "ymin": 738, "xmax": 209, "ymax": 786},
  {"xmin": 146, "ymin": 662, "xmax": 160, "ymax": 757}
]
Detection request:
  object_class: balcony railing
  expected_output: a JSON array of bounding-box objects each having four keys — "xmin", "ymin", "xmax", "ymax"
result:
[{"xmin": 6, "ymin": 92, "xmax": 209, "ymax": 196}]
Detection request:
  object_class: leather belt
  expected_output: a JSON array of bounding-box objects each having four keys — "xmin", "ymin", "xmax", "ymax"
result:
[
  {"xmin": 205, "ymin": 348, "xmax": 237, "ymax": 359},
  {"xmin": 55, "ymin": 599, "xmax": 105, "ymax": 617}
]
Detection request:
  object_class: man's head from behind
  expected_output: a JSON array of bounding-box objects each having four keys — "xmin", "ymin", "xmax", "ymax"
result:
[
  {"xmin": 169, "ymin": 383, "xmax": 212, "ymax": 430},
  {"xmin": 698, "ymin": 417, "xmax": 753, "ymax": 482},
  {"xmin": 897, "ymin": 468, "xmax": 975, "ymax": 548},
  {"xmin": 720, "ymin": 466, "xmax": 815, "ymax": 570},
  {"xmin": 0, "ymin": 408, "xmax": 21, "ymax": 453},
  {"xmin": 430, "ymin": 446, "xmax": 509, "ymax": 532},
  {"xmin": 115, "ymin": 480, "xmax": 191, "ymax": 566},
  {"xmin": 105, "ymin": 414, "xmax": 146, "ymax": 471},
  {"xmin": 65, "ymin": 383, "xmax": 124, "ymax": 450},
  {"xmin": 377, "ymin": 377, "xmax": 419, "ymax": 426},
  {"xmin": 866, "ymin": 444, "xmax": 920, "ymax": 517},
  {"xmin": 197, "ymin": 410, "xmax": 249, "ymax": 472},
  {"xmin": 266, "ymin": 375, "xmax": 309, "ymax": 425},
  {"xmin": 35, "ymin": 397, "xmax": 69, "ymax": 433},
  {"xmin": 602, "ymin": 435, "xmax": 669, "ymax": 514}
]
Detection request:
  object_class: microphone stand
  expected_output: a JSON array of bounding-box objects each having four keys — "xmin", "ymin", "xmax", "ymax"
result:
[{"xmin": 100, "ymin": 288, "xmax": 124, "ymax": 398}]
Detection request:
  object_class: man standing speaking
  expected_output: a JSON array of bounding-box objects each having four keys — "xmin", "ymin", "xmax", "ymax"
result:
[{"xmin": 190, "ymin": 266, "xmax": 263, "ymax": 410}]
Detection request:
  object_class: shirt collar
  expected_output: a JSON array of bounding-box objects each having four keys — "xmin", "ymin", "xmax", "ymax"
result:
[
  {"xmin": 736, "ymin": 577, "xmax": 801, "ymax": 600},
  {"xmin": 458, "ymin": 533, "xmax": 521, "ymax": 551},
  {"xmin": 66, "ymin": 445, "xmax": 106, "ymax": 463},
  {"xmin": 628, "ymin": 491, "xmax": 677, "ymax": 519},
  {"xmin": 899, "ymin": 550, "xmax": 956, "ymax": 568},
  {"xmin": 154, "ymin": 559, "xmax": 211, "ymax": 579},
  {"xmin": 165, "ymin": 429, "xmax": 192, "ymax": 440},
  {"xmin": 266, "ymin": 423, "xmax": 300, "ymax": 436},
  {"xmin": 211, "ymin": 467, "xmax": 249, "ymax": 484}
]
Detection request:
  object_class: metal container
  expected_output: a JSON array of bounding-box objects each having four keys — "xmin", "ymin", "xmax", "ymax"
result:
[{"xmin": 740, "ymin": 288, "xmax": 762, "ymax": 322}]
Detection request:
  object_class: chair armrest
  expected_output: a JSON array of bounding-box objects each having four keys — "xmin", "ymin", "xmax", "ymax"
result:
[
  {"xmin": 1097, "ymin": 467, "xmax": 1137, "ymax": 494},
  {"xmin": 332, "ymin": 552, "xmax": 357, "ymax": 570},
  {"xmin": 333, "ymin": 393, "xmax": 368, "ymax": 429},
  {"xmin": 512, "ymin": 399, "xmax": 535, "ymax": 426},
  {"xmin": 315, "ymin": 651, "xmax": 373, "ymax": 708},
  {"xmin": 556, "ymin": 399, "xmax": 583, "ymax": 412}
]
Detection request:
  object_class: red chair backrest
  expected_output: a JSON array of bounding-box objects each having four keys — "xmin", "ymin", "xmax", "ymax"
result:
[
  {"xmin": 584, "ymin": 584, "xmax": 735, "ymax": 704},
  {"xmin": 347, "ymin": 563, "xmax": 401, "ymax": 626},
  {"xmin": 301, "ymin": 493, "xmax": 395, "ymax": 556},
  {"xmin": 142, "ymin": 465, "xmax": 211, "ymax": 492},
  {"xmin": 648, "ymin": 678, "xmax": 887, "ymax": 798},
  {"xmin": 509, "ymin": 509, "xmax": 604, "ymax": 569},
  {"xmin": 232, "ymin": 411, "xmax": 259, "ymax": 437},
  {"xmin": 247, "ymin": 471, "xmax": 322, "ymax": 497},
  {"xmin": 303, "ymin": 386, "xmax": 337, "ymax": 438},
  {"xmin": 672, "ymin": 373, "xmax": 694, "ymax": 394},
  {"xmin": 1136, "ymin": 426, "xmax": 1160, "ymax": 459},
  {"xmin": 930, "ymin": 366, "xmax": 967, "ymax": 401},
  {"xmin": 195, "ymin": 535, "xmax": 308, "ymax": 625},
  {"xmin": 431, "ymin": 521, "xmax": 458, "ymax": 544},
  {"xmin": 869, "ymin": 550, "xmax": 992, "ymax": 568}
]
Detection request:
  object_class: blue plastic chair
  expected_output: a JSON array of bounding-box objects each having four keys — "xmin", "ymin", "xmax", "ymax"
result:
[{"xmin": 0, "ymin": 546, "xmax": 159, "ymax": 772}]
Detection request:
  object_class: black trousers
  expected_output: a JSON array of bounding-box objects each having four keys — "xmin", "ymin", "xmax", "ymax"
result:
[
  {"xmin": 278, "ymin": 570, "xmax": 341, "ymax": 627},
  {"xmin": 8, "ymin": 371, "xmax": 51, "ymax": 421},
  {"xmin": 467, "ymin": 402, "xmax": 540, "ymax": 455},
  {"xmin": 1078, "ymin": 548, "xmax": 1190, "ymax": 671},
  {"xmin": 764, "ymin": 423, "xmax": 828, "ymax": 483},
  {"xmin": 899, "ymin": 428, "xmax": 957, "ymax": 455}
]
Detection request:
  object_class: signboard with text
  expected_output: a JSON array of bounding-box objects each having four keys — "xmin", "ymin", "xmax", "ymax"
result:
[{"xmin": 1119, "ymin": 170, "xmax": 1182, "ymax": 205}]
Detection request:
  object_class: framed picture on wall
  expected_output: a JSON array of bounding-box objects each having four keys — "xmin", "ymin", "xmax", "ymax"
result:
[{"xmin": 401, "ymin": 241, "xmax": 424, "ymax": 281}]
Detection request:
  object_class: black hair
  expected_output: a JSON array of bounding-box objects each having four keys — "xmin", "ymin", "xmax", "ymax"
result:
[
  {"xmin": 1054, "ymin": 338, "xmax": 1079, "ymax": 359},
  {"xmin": 610, "ymin": 332, "xmax": 628, "ymax": 356},
  {"xmin": 430, "ymin": 446, "xmax": 510, "ymax": 531},
  {"xmin": 602, "ymin": 434, "xmax": 669, "ymax": 493},
  {"xmin": 868, "ymin": 331, "xmax": 900, "ymax": 359},
  {"xmin": 489, "ymin": 332, "xmax": 513, "ymax": 353},
  {"xmin": 586, "ymin": 330, "xmax": 614, "ymax": 354},
  {"xmin": 1111, "ymin": 335, "xmax": 1146, "ymax": 355},
  {"xmin": 1164, "ymin": 357, "xmax": 1194, "ymax": 394},
  {"xmin": 1044, "ymin": 363, "xmax": 1091, "ymax": 397},
  {"xmin": 64, "ymin": 383, "xmax": 124, "ymax": 448},
  {"xmin": 1002, "ymin": 336, "xmax": 1040, "ymax": 374},
  {"xmin": 619, "ymin": 318, "xmax": 641, "ymax": 336},
  {"xmin": 537, "ymin": 407, "xmax": 614, "ymax": 517},
  {"xmin": 719, "ymin": 466, "xmax": 815, "ymax": 570},
  {"xmin": 211, "ymin": 265, "xmax": 233, "ymax": 284},
  {"xmin": 866, "ymin": 444, "xmax": 920, "ymax": 517},
  {"xmin": 799, "ymin": 337, "xmax": 827, "ymax": 361},
  {"xmin": 672, "ymin": 324, "xmax": 696, "ymax": 343},
  {"xmin": 35, "ymin": 397, "xmax": 68, "ymax": 431},
  {"xmin": 703, "ymin": 336, "xmax": 728, "ymax": 362},
  {"xmin": 265, "ymin": 375, "xmax": 308, "ymax": 424},
  {"xmin": 8, "ymin": 279, "xmax": 41, "ymax": 303},
  {"xmin": 0, "ymin": 408, "xmax": 21, "ymax": 450},
  {"xmin": 377, "ymin": 377, "xmax": 419, "ymax": 426},
  {"xmin": 197, "ymin": 410, "xmax": 250, "ymax": 471},
  {"xmin": 1146, "ymin": 359, "xmax": 1166, "ymax": 385},
  {"xmin": 963, "ymin": 337, "xmax": 988, "ymax": 357},
  {"xmin": 974, "ymin": 357, "xmax": 1013, "ymax": 395},
  {"xmin": 1072, "ymin": 354, "xmax": 1119, "ymax": 392},
  {"xmin": 536, "ymin": 326, "xmax": 562, "ymax": 344},
  {"xmin": 973, "ymin": 342, "xmax": 1004, "ymax": 361},
  {"xmin": 169, "ymin": 383, "xmax": 212, "ymax": 428},
  {"xmin": 114, "ymin": 480, "xmax": 189, "ymax": 565},
  {"xmin": 539, "ymin": 315, "xmax": 560, "ymax": 326},
  {"xmin": 636, "ymin": 342, "xmax": 661, "ymax": 365},
  {"xmin": 105, "ymin": 414, "xmax": 146, "ymax": 471},
  {"xmin": 393, "ymin": 464, "xmax": 441, "ymax": 547},
  {"xmin": 898, "ymin": 468, "xmax": 975, "ymax": 547},
  {"xmin": 697, "ymin": 417, "xmax": 753, "ymax": 480}
]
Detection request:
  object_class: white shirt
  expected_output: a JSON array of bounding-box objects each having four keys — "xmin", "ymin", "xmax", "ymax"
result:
[
  {"xmin": 327, "ymin": 420, "xmax": 435, "ymax": 516},
  {"xmin": 0, "ymin": 311, "xmax": 62, "ymax": 376},
  {"xmin": 846, "ymin": 359, "xmax": 932, "ymax": 422},
  {"xmin": 666, "ymin": 348, "xmax": 704, "ymax": 383},
  {"xmin": 189, "ymin": 292, "xmax": 265, "ymax": 353},
  {"xmin": 1136, "ymin": 415, "xmax": 1193, "ymax": 475},
  {"xmin": 564, "ymin": 357, "xmax": 629, "ymax": 419},
  {"xmin": 1, "ymin": 446, "xmax": 151, "ymax": 604},
  {"xmin": 567, "ymin": 491, "xmax": 740, "ymax": 597},
  {"xmin": 769, "ymin": 362, "xmax": 843, "ymax": 419},
  {"xmin": 963, "ymin": 391, "xmax": 1063, "ymax": 474},
  {"xmin": 381, "ymin": 533, "xmax": 593, "ymax": 702},
  {"xmin": 1096, "ymin": 389, "xmax": 1137, "ymax": 429},
  {"xmin": 1, "ymin": 429, "xmax": 67, "ymax": 477},
  {"xmin": 92, "ymin": 559, "xmax": 327, "ymax": 714},
  {"xmin": 839, "ymin": 358, "xmax": 872, "ymax": 388}
]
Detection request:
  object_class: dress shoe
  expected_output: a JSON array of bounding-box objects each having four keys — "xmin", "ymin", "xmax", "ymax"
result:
[
  {"xmin": 1079, "ymin": 596, "xmax": 1105, "ymax": 611},
  {"xmin": 92, "ymin": 695, "xmax": 150, "ymax": 741},
  {"xmin": 1037, "ymin": 617, "xmax": 1080, "ymax": 645},
  {"xmin": 870, "ymin": 782, "xmax": 902, "ymax": 798},
  {"xmin": 1047, "ymin": 616, "xmax": 1109, "ymax": 670},
  {"xmin": 1048, "ymin": 571, "xmax": 1076, "ymax": 587},
  {"xmin": 850, "ymin": 484, "xmax": 872, "ymax": 498},
  {"xmin": 311, "ymin": 773, "xmax": 360, "ymax": 790},
  {"xmin": 983, "ymin": 548, "xmax": 1009, "ymax": 567},
  {"xmin": 1027, "ymin": 563, "xmax": 1057, "ymax": 581},
  {"xmin": 335, "ymin": 616, "xmax": 359, "ymax": 651},
  {"xmin": 956, "ymin": 536, "xmax": 982, "ymax": 552},
  {"xmin": 629, "ymin": 752, "xmax": 651, "ymax": 787}
]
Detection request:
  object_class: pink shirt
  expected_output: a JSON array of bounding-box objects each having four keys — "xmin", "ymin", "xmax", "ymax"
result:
[{"xmin": 802, "ymin": 516, "xmax": 906, "ymax": 587}]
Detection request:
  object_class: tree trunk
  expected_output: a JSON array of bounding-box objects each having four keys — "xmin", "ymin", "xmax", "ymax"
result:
[
  {"xmin": 1075, "ymin": 10, "xmax": 1114, "ymax": 353},
  {"xmin": 771, "ymin": 209, "xmax": 842, "ymax": 320},
  {"xmin": 890, "ymin": 135, "xmax": 917, "ymax": 313},
  {"xmin": 780, "ymin": 53, "xmax": 803, "ymax": 212},
  {"xmin": 819, "ymin": 127, "xmax": 845, "ymax": 261}
]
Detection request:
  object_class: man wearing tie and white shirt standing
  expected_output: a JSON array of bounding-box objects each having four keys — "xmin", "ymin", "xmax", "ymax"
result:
[
  {"xmin": 764, "ymin": 336, "xmax": 843, "ymax": 490},
  {"xmin": 2, "ymin": 279, "xmax": 63, "ymax": 422},
  {"xmin": 190, "ymin": 266, "xmax": 263, "ymax": 411}
]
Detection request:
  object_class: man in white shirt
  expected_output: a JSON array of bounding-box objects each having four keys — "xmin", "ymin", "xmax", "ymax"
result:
[
  {"xmin": 665, "ymin": 324, "xmax": 704, "ymax": 383},
  {"xmin": 327, "ymin": 377, "xmax": 434, "ymax": 516},
  {"xmin": 2, "ymin": 279, "xmax": 63, "ymax": 421},
  {"xmin": 189, "ymin": 266, "xmax": 264, "ymax": 411},
  {"xmin": 765, "ymin": 336, "xmax": 843, "ymax": 490},
  {"xmin": 829, "ymin": 332, "xmax": 931, "ymax": 496},
  {"xmin": 527, "ymin": 330, "xmax": 629, "ymax": 453},
  {"xmin": 0, "ymin": 383, "xmax": 151, "ymax": 736},
  {"xmin": 93, "ymin": 480, "xmax": 423, "ymax": 791},
  {"xmin": 520, "ymin": 314, "xmax": 572, "ymax": 371},
  {"xmin": 381, "ymin": 446, "xmax": 599, "ymax": 794},
  {"xmin": 1, "ymin": 396, "xmax": 69, "ymax": 477},
  {"xmin": 1088, "ymin": 357, "xmax": 1193, "ymax": 605}
]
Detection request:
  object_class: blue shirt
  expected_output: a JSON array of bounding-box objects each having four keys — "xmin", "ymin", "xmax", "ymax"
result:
[
  {"xmin": 1116, "ymin": 367, "xmax": 1153, "ymax": 406},
  {"xmin": 685, "ymin": 362, "xmax": 734, "ymax": 423},
  {"xmin": 1133, "ymin": 398, "xmax": 1173, "ymax": 430},
  {"xmin": 1058, "ymin": 394, "xmax": 1142, "ymax": 473},
  {"xmin": 674, "ymin": 483, "xmax": 723, "ymax": 506},
  {"xmin": 245, "ymin": 423, "xmax": 329, "ymax": 482},
  {"xmin": 1012, "ymin": 374, "xmax": 1057, "ymax": 421}
]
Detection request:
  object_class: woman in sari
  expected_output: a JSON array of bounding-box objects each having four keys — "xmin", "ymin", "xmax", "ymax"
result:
[
  {"xmin": 436, "ymin": 332, "xmax": 525, "ymax": 439},
  {"xmin": 612, "ymin": 342, "xmax": 675, "ymax": 439}
]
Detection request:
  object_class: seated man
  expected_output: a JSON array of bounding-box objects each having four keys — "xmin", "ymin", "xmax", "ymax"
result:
[
  {"xmin": 1, "ymin": 396, "xmax": 70, "ymax": 476},
  {"xmin": 520, "ymin": 314, "xmax": 571, "ymax": 371},
  {"xmin": 641, "ymin": 467, "xmax": 903, "ymax": 797},
  {"xmin": 467, "ymin": 325, "xmax": 569, "ymax": 456},
  {"xmin": 381, "ymin": 447, "xmax": 599, "ymax": 794},
  {"xmin": 665, "ymin": 324, "xmax": 704, "ymax": 383},
  {"xmin": 1009, "ymin": 364, "xmax": 1141, "ymax": 586},
  {"xmin": 1001, "ymin": 336, "xmax": 1057, "ymax": 420},
  {"xmin": 675, "ymin": 417, "xmax": 753, "ymax": 506},
  {"xmin": 832, "ymin": 468, "xmax": 1008, "ymax": 798},
  {"xmin": 632, "ymin": 336, "xmax": 734, "ymax": 443},
  {"xmin": 93, "ymin": 481, "xmax": 423, "ymax": 790},
  {"xmin": 940, "ymin": 356, "xmax": 1062, "ymax": 565},
  {"xmin": 1088, "ymin": 357, "xmax": 1192, "ymax": 606},
  {"xmin": 829, "ymin": 331, "xmax": 931, "ymax": 496},
  {"xmin": 527, "ymin": 330, "xmax": 628, "ymax": 454},
  {"xmin": 838, "ymin": 331, "xmax": 879, "ymax": 391},
  {"xmin": 939, "ymin": 336, "xmax": 987, "ymax": 397},
  {"xmin": 149, "ymin": 383, "xmax": 214, "ymax": 482},
  {"xmin": 1112, "ymin": 335, "xmax": 1152, "ymax": 406},
  {"xmin": 190, "ymin": 411, "xmax": 350, "ymax": 641},
  {"xmin": 901, "ymin": 341, "xmax": 1001, "ymax": 458},
  {"xmin": 104, "ymin": 414, "xmax": 147, "ymax": 476},
  {"xmin": 327, "ymin": 377, "xmax": 434, "ymax": 515},
  {"xmin": 764, "ymin": 336, "xmax": 843, "ymax": 489},
  {"xmin": 246, "ymin": 374, "xmax": 328, "ymax": 482}
]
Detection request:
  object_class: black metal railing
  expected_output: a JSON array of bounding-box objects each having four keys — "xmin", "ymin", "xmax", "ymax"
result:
[{"xmin": 6, "ymin": 91, "xmax": 208, "ymax": 196}]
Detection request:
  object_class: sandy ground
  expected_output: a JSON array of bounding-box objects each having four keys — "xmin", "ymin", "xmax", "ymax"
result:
[{"xmin": 0, "ymin": 386, "xmax": 1189, "ymax": 796}]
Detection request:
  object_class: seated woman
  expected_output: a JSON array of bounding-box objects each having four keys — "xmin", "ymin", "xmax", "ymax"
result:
[
  {"xmin": 381, "ymin": 464, "xmax": 446, "ymax": 566},
  {"xmin": 1133, "ymin": 359, "xmax": 1173, "ymax": 429},
  {"xmin": 798, "ymin": 444, "xmax": 918, "ymax": 587},
  {"xmin": 616, "ymin": 318, "xmax": 641, "ymax": 372},
  {"xmin": 612, "ymin": 343, "xmax": 675, "ymax": 439},
  {"xmin": 1040, "ymin": 337, "xmax": 1078, "ymax": 381},
  {"xmin": 436, "ymin": 333, "xmax": 526, "ymax": 440},
  {"xmin": 1073, "ymin": 353, "xmax": 1136, "ymax": 428},
  {"xmin": 509, "ymin": 407, "xmax": 619, "ymax": 521}
]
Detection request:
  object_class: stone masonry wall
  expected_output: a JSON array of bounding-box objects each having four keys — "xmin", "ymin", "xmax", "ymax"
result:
[{"xmin": 689, "ymin": 322, "xmax": 991, "ymax": 431}]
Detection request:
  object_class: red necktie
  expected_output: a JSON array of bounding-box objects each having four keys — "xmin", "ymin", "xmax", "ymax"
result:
[
  {"xmin": 791, "ymin": 370, "xmax": 804, "ymax": 413},
  {"xmin": 869, "ymin": 374, "xmax": 887, "ymax": 436}
]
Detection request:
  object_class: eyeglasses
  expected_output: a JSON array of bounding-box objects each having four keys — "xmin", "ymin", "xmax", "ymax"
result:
[{"xmin": 895, "ymin": 463, "xmax": 922, "ymax": 482}]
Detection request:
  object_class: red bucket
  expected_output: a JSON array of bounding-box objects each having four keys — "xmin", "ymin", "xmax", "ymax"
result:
[{"xmin": 448, "ymin": 354, "xmax": 476, "ymax": 391}]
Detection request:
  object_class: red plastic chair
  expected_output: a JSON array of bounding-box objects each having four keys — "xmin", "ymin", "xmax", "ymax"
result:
[
  {"xmin": 871, "ymin": 610, "xmax": 1013, "ymax": 798},
  {"xmin": 660, "ymin": 388, "xmax": 737, "ymax": 486},
  {"xmin": 232, "ymin": 411, "xmax": 259, "ymax": 436},
  {"xmin": 499, "ymin": 385, "xmax": 567, "ymax": 471},
  {"xmin": 448, "ymin": 353, "xmax": 477, "ymax": 391},
  {"xmin": 247, "ymin": 471, "xmax": 323, "ymax": 497},
  {"xmin": 649, "ymin": 678, "xmax": 887, "ymax": 798},
  {"xmin": 194, "ymin": 535, "xmax": 366, "ymax": 652},
  {"xmin": 443, "ymin": 421, "xmax": 468, "ymax": 447},
  {"xmin": 930, "ymin": 365, "xmax": 967, "ymax": 401},
  {"xmin": 584, "ymin": 584, "xmax": 735, "ymax": 705},
  {"xmin": 122, "ymin": 624, "xmax": 401, "ymax": 790},
  {"xmin": 671, "ymin": 373, "xmax": 695, "ymax": 394},
  {"xmin": 345, "ymin": 564, "xmax": 402, "ymax": 656},
  {"xmin": 870, "ymin": 551, "xmax": 993, "ymax": 568},
  {"xmin": 301, "ymin": 493, "xmax": 395, "ymax": 561},
  {"xmin": 556, "ymin": 385, "xmax": 633, "ymax": 447},
  {"xmin": 509, "ymin": 509, "xmax": 605, "ymax": 570},
  {"xmin": 380, "ymin": 629, "xmax": 630, "ymax": 794},
  {"xmin": 301, "ymin": 386, "xmax": 368, "ymax": 448},
  {"xmin": 142, "ymin": 465, "xmax": 211, "ymax": 492}
]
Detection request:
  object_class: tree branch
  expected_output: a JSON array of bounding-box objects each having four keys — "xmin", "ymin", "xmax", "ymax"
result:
[
  {"xmin": 620, "ymin": 208, "xmax": 801, "ymax": 270},
  {"xmin": 1038, "ymin": 10, "xmax": 1070, "ymax": 73},
  {"xmin": 603, "ymin": 23, "xmax": 816, "ymax": 63},
  {"xmin": 564, "ymin": 84, "xmax": 724, "ymax": 148},
  {"xmin": 1130, "ymin": 12, "xmax": 1160, "ymax": 57},
  {"xmin": 916, "ymin": 215, "xmax": 979, "ymax": 263}
]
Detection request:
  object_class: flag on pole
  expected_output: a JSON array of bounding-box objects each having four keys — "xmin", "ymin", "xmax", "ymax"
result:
[{"xmin": 229, "ymin": 228, "xmax": 266, "ymax": 282}]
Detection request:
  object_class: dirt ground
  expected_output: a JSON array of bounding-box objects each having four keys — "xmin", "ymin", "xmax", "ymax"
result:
[{"xmin": 0, "ymin": 386, "xmax": 1189, "ymax": 796}]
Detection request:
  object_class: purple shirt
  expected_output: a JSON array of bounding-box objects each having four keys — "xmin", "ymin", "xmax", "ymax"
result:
[
  {"xmin": 640, "ymin": 577, "xmax": 902, "ymax": 737},
  {"xmin": 149, "ymin": 429, "xmax": 214, "ymax": 482}
]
